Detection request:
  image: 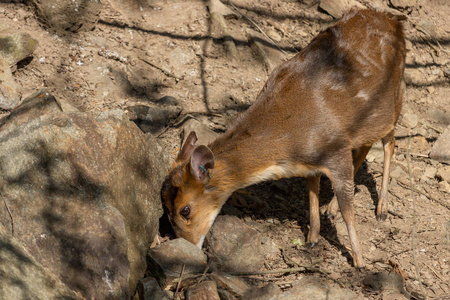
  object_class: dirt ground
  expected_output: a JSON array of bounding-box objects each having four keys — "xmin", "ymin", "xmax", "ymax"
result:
[{"xmin": 1, "ymin": 0, "xmax": 449, "ymax": 299}]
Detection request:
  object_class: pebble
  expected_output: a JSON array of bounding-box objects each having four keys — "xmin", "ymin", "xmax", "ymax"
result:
[
  {"xmin": 390, "ymin": 165, "xmax": 408, "ymax": 180},
  {"xmin": 389, "ymin": 0, "xmax": 417, "ymax": 8},
  {"xmin": 182, "ymin": 118, "xmax": 218, "ymax": 147},
  {"xmin": 404, "ymin": 68, "xmax": 425, "ymax": 86},
  {"xmin": 400, "ymin": 113, "xmax": 419, "ymax": 129},
  {"xmin": 211, "ymin": 273, "xmax": 252, "ymax": 297},
  {"xmin": 266, "ymin": 29, "xmax": 282, "ymax": 42},
  {"xmin": 438, "ymin": 181, "xmax": 450, "ymax": 194},
  {"xmin": 157, "ymin": 95, "xmax": 178, "ymax": 106},
  {"xmin": 423, "ymin": 166, "xmax": 436, "ymax": 179},
  {"xmin": 319, "ymin": 0, "xmax": 364, "ymax": 19},
  {"xmin": 147, "ymin": 238, "xmax": 208, "ymax": 289},
  {"xmin": 0, "ymin": 32, "xmax": 38, "ymax": 66},
  {"xmin": 436, "ymin": 166, "xmax": 450, "ymax": 182},
  {"xmin": 186, "ymin": 281, "xmax": 221, "ymax": 300},
  {"xmin": 430, "ymin": 125, "xmax": 450, "ymax": 164},
  {"xmin": 417, "ymin": 19, "xmax": 437, "ymax": 37},
  {"xmin": 0, "ymin": 55, "xmax": 20, "ymax": 110}
]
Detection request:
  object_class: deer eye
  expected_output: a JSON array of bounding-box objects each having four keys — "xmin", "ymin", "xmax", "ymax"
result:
[{"xmin": 180, "ymin": 205, "xmax": 190, "ymax": 219}]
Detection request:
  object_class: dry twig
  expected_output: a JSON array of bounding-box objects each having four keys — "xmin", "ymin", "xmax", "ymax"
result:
[
  {"xmin": 419, "ymin": 121, "xmax": 444, "ymax": 134},
  {"xmin": 139, "ymin": 57, "xmax": 181, "ymax": 81},
  {"xmin": 227, "ymin": 0, "xmax": 292, "ymax": 56},
  {"xmin": 406, "ymin": 136, "xmax": 428, "ymax": 300},
  {"xmin": 173, "ymin": 264, "xmax": 186, "ymax": 300},
  {"xmin": 198, "ymin": 260, "xmax": 212, "ymax": 283},
  {"xmin": 2, "ymin": 193, "xmax": 14, "ymax": 236},
  {"xmin": 228, "ymin": 267, "xmax": 308, "ymax": 276},
  {"xmin": 425, "ymin": 263, "xmax": 444, "ymax": 282},
  {"xmin": 397, "ymin": 180, "xmax": 450, "ymax": 211},
  {"xmin": 415, "ymin": 24, "xmax": 450, "ymax": 54}
]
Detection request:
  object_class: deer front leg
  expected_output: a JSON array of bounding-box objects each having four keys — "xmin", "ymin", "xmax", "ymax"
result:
[{"xmin": 306, "ymin": 174, "xmax": 321, "ymax": 248}]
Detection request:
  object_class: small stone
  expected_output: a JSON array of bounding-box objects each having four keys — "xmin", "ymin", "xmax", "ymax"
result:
[
  {"xmin": 438, "ymin": 181, "xmax": 450, "ymax": 194},
  {"xmin": 211, "ymin": 273, "xmax": 252, "ymax": 297},
  {"xmin": 266, "ymin": 29, "xmax": 282, "ymax": 42},
  {"xmin": 405, "ymin": 39, "xmax": 413, "ymax": 50},
  {"xmin": 396, "ymin": 154, "xmax": 405, "ymax": 161},
  {"xmin": 430, "ymin": 125, "xmax": 450, "ymax": 164},
  {"xmin": 363, "ymin": 272, "xmax": 405, "ymax": 296},
  {"xmin": 319, "ymin": 0, "xmax": 364, "ymax": 19},
  {"xmin": 383, "ymin": 292, "xmax": 409, "ymax": 300},
  {"xmin": 403, "ymin": 69, "xmax": 422, "ymax": 85},
  {"xmin": 407, "ymin": 89, "xmax": 420, "ymax": 102},
  {"xmin": 416, "ymin": 127, "xmax": 427, "ymax": 137},
  {"xmin": 426, "ymin": 86, "xmax": 435, "ymax": 94},
  {"xmin": 390, "ymin": 165, "xmax": 407, "ymax": 180},
  {"xmin": 400, "ymin": 113, "xmax": 419, "ymax": 129},
  {"xmin": 30, "ymin": 0, "xmax": 101, "ymax": 33},
  {"xmin": 0, "ymin": 55, "xmax": 20, "ymax": 110},
  {"xmin": 157, "ymin": 95, "xmax": 178, "ymax": 106},
  {"xmin": 436, "ymin": 166, "xmax": 450, "ymax": 183},
  {"xmin": 127, "ymin": 105, "xmax": 181, "ymax": 135},
  {"xmin": 423, "ymin": 166, "xmax": 436, "ymax": 179},
  {"xmin": 245, "ymin": 283, "xmax": 281, "ymax": 299},
  {"xmin": 0, "ymin": 33, "xmax": 38, "ymax": 66},
  {"xmin": 427, "ymin": 108, "xmax": 450, "ymax": 126},
  {"xmin": 218, "ymin": 289, "xmax": 238, "ymax": 300},
  {"xmin": 389, "ymin": 0, "xmax": 417, "ymax": 8},
  {"xmin": 138, "ymin": 277, "xmax": 171, "ymax": 300},
  {"xmin": 182, "ymin": 118, "xmax": 218, "ymax": 147},
  {"xmin": 366, "ymin": 153, "xmax": 376, "ymax": 163},
  {"xmin": 444, "ymin": 67, "xmax": 450, "ymax": 78},
  {"xmin": 186, "ymin": 280, "xmax": 220, "ymax": 300},
  {"xmin": 147, "ymin": 238, "xmax": 208, "ymax": 289},
  {"xmin": 417, "ymin": 19, "xmax": 437, "ymax": 37},
  {"xmin": 367, "ymin": 142, "xmax": 384, "ymax": 163}
]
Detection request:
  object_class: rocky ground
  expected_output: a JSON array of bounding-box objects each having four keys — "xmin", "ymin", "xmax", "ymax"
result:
[{"xmin": 1, "ymin": 0, "xmax": 449, "ymax": 299}]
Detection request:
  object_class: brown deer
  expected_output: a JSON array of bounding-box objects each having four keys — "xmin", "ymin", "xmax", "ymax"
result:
[{"xmin": 162, "ymin": 9, "xmax": 406, "ymax": 268}]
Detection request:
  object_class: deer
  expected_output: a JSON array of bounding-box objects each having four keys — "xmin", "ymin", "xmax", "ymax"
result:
[{"xmin": 161, "ymin": 9, "xmax": 406, "ymax": 268}]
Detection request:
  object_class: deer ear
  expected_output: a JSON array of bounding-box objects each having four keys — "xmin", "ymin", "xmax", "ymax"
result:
[
  {"xmin": 190, "ymin": 145, "xmax": 215, "ymax": 182},
  {"xmin": 176, "ymin": 131, "xmax": 197, "ymax": 162}
]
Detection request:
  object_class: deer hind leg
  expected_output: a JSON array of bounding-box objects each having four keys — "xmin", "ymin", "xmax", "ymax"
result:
[
  {"xmin": 377, "ymin": 130, "xmax": 395, "ymax": 221},
  {"xmin": 325, "ymin": 145, "xmax": 371, "ymax": 219},
  {"xmin": 306, "ymin": 174, "xmax": 321, "ymax": 248}
]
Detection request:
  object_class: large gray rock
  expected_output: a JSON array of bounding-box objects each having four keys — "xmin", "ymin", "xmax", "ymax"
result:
[
  {"xmin": 0, "ymin": 225, "xmax": 82, "ymax": 300},
  {"xmin": 0, "ymin": 93, "xmax": 168, "ymax": 299}
]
